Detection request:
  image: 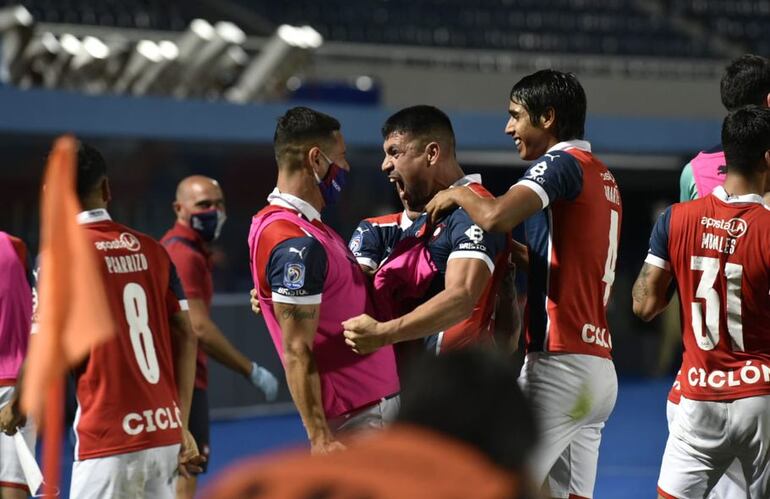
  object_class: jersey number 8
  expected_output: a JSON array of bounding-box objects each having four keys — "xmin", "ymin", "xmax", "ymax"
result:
[{"xmin": 123, "ymin": 282, "xmax": 161, "ymax": 384}]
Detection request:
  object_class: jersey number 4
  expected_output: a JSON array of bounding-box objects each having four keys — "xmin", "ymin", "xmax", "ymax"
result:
[
  {"xmin": 123, "ymin": 282, "xmax": 161, "ymax": 384},
  {"xmin": 601, "ymin": 209, "xmax": 620, "ymax": 306},
  {"xmin": 690, "ymin": 256, "xmax": 744, "ymax": 352}
]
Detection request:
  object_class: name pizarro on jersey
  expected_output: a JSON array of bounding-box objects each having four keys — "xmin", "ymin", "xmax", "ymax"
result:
[{"xmin": 104, "ymin": 253, "xmax": 149, "ymax": 274}]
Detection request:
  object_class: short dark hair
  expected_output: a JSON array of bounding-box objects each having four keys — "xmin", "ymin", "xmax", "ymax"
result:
[
  {"xmin": 720, "ymin": 54, "xmax": 770, "ymax": 111},
  {"xmin": 381, "ymin": 105, "xmax": 456, "ymax": 151},
  {"xmin": 273, "ymin": 106, "xmax": 340, "ymax": 169},
  {"xmin": 76, "ymin": 142, "xmax": 107, "ymax": 200},
  {"xmin": 722, "ymin": 105, "xmax": 770, "ymax": 175},
  {"xmin": 509, "ymin": 69, "xmax": 587, "ymax": 141},
  {"xmin": 397, "ymin": 347, "xmax": 537, "ymax": 471}
]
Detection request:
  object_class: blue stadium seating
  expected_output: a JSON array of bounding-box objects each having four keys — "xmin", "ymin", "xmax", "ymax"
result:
[{"xmin": 3, "ymin": 0, "xmax": 768, "ymax": 57}]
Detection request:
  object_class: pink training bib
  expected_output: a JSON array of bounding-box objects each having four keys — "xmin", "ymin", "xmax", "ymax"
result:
[
  {"xmin": 691, "ymin": 150, "xmax": 726, "ymax": 199},
  {"xmin": 0, "ymin": 232, "xmax": 32, "ymax": 383},
  {"xmin": 249, "ymin": 207, "xmax": 399, "ymax": 418}
]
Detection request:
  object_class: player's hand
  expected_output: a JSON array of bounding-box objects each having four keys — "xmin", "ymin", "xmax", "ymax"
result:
[
  {"xmin": 249, "ymin": 362, "xmax": 279, "ymax": 402},
  {"xmin": 178, "ymin": 428, "xmax": 206, "ymax": 477},
  {"xmin": 310, "ymin": 438, "xmax": 346, "ymax": 455},
  {"xmin": 425, "ymin": 188, "xmax": 458, "ymax": 225},
  {"xmin": 249, "ymin": 289, "xmax": 261, "ymax": 315},
  {"xmin": 0, "ymin": 396, "xmax": 25, "ymax": 436},
  {"xmin": 342, "ymin": 314, "xmax": 389, "ymax": 355}
]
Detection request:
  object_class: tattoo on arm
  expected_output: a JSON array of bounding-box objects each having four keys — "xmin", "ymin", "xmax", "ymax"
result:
[
  {"xmin": 281, "ymin": 306, "xmax": 317, "ymax": 321},
  {"xmin": 632, "ymin": 264, "xmax": 651, "ymax": 303}
]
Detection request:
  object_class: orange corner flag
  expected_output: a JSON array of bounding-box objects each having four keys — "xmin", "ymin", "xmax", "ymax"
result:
[{"xmin": 21, "ymin": 136, "xmax": 113, "ymax": 494}]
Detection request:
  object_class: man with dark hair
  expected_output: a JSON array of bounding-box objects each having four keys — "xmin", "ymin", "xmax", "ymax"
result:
[
  {"xmin": 680, "ymin": 54, "xmax": 770, "ymax": 201},
  {"xmin": 201, "ymin": 347, "xmax": 540, "ymax": 499},
  {"xmin": 6, "ymin": 142, "xmax": 203, "ymax": 498},
  {"xmin": 425, "ymin": 70, "xmax": 621, "ymax": 498},
  {"xmin": 66, "ymin": 143, "xmax": 201, "ymax": 498},
  {"xmin": 668, "ymin": 54, "xmax": 770, "ymax": 498},
  {"xmin": 342, "ymin": 105, "xmax": 513, "ymax": 356},
  {"xmin": 73, "ymin": 143, "xmax": 204, "ymax": 497},
  {"xmin": 633, "ymin": 106, "xmax": 770, "ymax": 499},
  {"xmin": 248, "ymin": 107, "xmax": 399, "ymax": 454},
  {"xmin": 508, "ymin": 69, "xmax": 587, "ymax": 145}
]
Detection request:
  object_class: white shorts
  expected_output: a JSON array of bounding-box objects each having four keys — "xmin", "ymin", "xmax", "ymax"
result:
[
  {"xmin": 70, "ymin": 444, "xmax": 180, "ymax": 499},
  {"xmin": 0, "ymin": 386, "xmax": 36, "ymax": 492},
  {"xmin": 519, "ymin": 352, "xmax": 617, "ymax": 498},
  {"xmin": 328, "ymin": 395, "xmax": 400, "ymax": 435},
  {"xmin": 659, "ymin": 395, "xmax": 770, "ymax": 499},
  {"xmin": 665, "ymin": 400, "xmax": 745, "ymax": 499}
]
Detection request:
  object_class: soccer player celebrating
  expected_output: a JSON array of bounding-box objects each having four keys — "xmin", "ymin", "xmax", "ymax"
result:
[
  {"xmin": 342, "ymin": 105, "xmax": 512, "ymax": 355},
  {"xmin": 162, "ymin": 175, "xmax": 278, "ymax": 499},
  {"xmin": 248, "ymin": 107, "xmax": 399, "ymax": 454},
  {"xmin": 634, "ymin": 106, "xmax": 770, "ymax": 498},
  {"xmin": 679, "ymin": 54, "xmax": 770, "ymax": 202},
  {"xmin": 666, "ymin": 54, "xmax": 770, "ymax": 498},
  {"xmin": 41, "ymin": 143, "xmax": 201, "ymax": 498},
  {"xmin": 425, "ymin": 70, "xmax": 621, "ymax": 498}
]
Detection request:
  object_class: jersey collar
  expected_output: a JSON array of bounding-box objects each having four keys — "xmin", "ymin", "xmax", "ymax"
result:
[
  {"xmin": 77, "ymin": 209, "xmax": 111, "ymax": 225},
  {"xmin": 267, "ymin": 188, "xmax": 322, "ymax": 222},
  {"xmin": 548, "ymin": 140, "xmax": 592, "ymax": 153},
  {"xmin": 399, "ymin": 210, "xmax": 414, "ymax": 230},
  {"xmin": 712, "ymin": 185, "xmax": 769, "ymax": 208},
  {"xmin": 452, "ymin": 173, "xmax": 482, "ymax": 187}
]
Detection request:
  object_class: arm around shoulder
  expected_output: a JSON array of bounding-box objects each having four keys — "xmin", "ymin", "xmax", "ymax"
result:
[{"xmin": 453, "ymin": 184, "xmax": 542, "ymax": 233}]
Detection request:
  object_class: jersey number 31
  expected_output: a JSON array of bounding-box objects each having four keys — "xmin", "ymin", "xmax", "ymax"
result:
[{"xmin": 691, "ymin": 256, "xmax": 744, "ymax": 352}]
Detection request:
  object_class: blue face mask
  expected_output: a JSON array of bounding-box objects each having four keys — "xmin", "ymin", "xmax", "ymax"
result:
[
  {"xmin": 314, "ymin": 153, "xmax": 348, "ymax": 206},
  {"xmin": 190, "ymin": 209, "xmax": 226, "ymax": 242}
]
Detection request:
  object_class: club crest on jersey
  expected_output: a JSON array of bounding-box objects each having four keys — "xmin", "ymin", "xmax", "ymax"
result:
[
  {"xmin": 427, "ymin": 223, "xmax": 445, "ymax": 242},
  {"xmin": 283, "ymin": 262, "xmax": 305, "ymax": 289},
  {"xmin": 94, "ymin": 232, "xmax": 142, "ymax": 252},
  {"xmin": 349, "ymin": 234, "xmax": 363, "ymax": 253},
  {"xmin": 464, "ymin": 224, "xmax": 484, "ymax": 244}
]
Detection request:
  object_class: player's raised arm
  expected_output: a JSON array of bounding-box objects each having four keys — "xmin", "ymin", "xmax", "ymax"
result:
[{"xmin": 427, "ymin": 183, "xmax": 542, "ymax": 233}]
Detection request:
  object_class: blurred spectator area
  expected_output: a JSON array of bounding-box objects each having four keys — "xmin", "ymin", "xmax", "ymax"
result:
[
  {"xmin": 258, "ymin": 0, "xmax": 706, "ymax": 57},
  {"xmin": 3, "ymin": 0, "xmax": 768, "ymax": 58}
]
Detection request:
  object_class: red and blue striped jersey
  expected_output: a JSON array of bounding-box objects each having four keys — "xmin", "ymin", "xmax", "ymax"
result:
[{"xmin": 517, "ymin": 141, "xmax": 622, "ymax": 359}]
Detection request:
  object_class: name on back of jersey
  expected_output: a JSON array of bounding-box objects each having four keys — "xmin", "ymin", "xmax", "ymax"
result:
[
  {"xmin": 601, "ymin": 171, "xmax": 621, "ymax": 205},
  {"xmin": 700, "ymin": 216, "xmax": 747, "ymax": 255},
  {"xmin": 104, "ymin": 253, "xmax": 149, "ymax": 274},
  {"xmin": 94, "ymin": 232, "xmax": 150, "ymax": 274}
]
